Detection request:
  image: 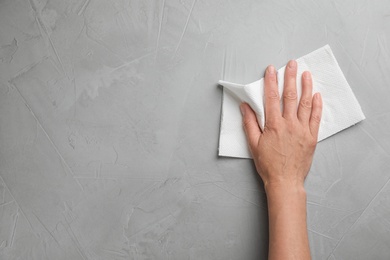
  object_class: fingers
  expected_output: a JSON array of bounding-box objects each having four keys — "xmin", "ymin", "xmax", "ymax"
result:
[
  {"xmin": 240, "ymin": 103, "xmax": 261, "ymax": 148},
  {"xmin": 298, "ymin": 71, "xmax": 313, "ymax": 123},
  {"xmin": 309, "ymin": 93, "xmax": 323, "ymax": 139},
  {"xmin": 264, "ymin": 65, "xmax": 281, "ymax": 121},
  {"xmin": 282, "ymin": 60, "xmax": 298, "ymax": 119}
]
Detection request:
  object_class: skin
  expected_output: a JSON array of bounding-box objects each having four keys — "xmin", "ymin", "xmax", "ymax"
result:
[{"xmin": 240, "ymin": 60, "xmax": 322, "ymax": 260}]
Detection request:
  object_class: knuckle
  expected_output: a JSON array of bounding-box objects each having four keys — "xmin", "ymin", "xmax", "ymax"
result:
[
  {"xmin": 268, "ymin": 90, "xmax": 279, "ymax": 100},
  {"xmin": 243, "ymin": 118, "xmax": 252, "ymax": 129},
  {"xmin": 286, "ymin": 70, "xmax": 296, "ymax": 77},
  {"xmin": 311, "ymin": 114, "xmax": 321, "ymax": 124},
  {"xmin": 299, "ymin": 98, "xmax": 312, "ymax": 109},
  {"xmin": 286, "ymin": 120, "xmax": 298, "ymax": 132},
  {"xmin": 265, "ymin": 117, "xmax": 279, "ymax": 129},
  {"xmin": 283, "ymin": 91, "xmax": 297, "ymax": 101},
  {"xmin": 309, "ymin": 139, "xmax": 317, "ymax": 148},
  {"xmin": 267, "ymin": 74, "xmax": 277, "ymax": 82}
]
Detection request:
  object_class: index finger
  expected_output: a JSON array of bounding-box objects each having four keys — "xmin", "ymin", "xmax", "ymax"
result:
[{"xmin": 264, "ymin": 65, "xmax": 281, "ymax": 121}]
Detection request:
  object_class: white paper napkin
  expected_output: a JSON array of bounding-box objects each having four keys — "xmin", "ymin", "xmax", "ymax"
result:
[{"xmin": 218, "ymin": 45, "xmax": 365, "ymax": 158}]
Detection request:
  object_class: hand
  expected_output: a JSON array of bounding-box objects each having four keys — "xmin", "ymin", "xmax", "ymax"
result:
[
  {"xmin": 240, "ymin": 60, "xmax": 322, "ymax": 191},
  {"xmin": 240, "ymin": 60, "xmax": 321, "ymax": 260}
]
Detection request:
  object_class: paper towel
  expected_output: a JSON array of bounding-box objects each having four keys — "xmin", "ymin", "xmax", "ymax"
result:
[{"xmin": 218, "ymin": 45, "xmax": 365, "ymax": 158}]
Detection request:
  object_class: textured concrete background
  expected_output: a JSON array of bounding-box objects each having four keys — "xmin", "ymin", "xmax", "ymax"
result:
[{"xmin": 0, "ymin": 0, "xmax": 389, "ymax": 259}]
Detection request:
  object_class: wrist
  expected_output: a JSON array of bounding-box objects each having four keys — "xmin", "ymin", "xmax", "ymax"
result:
[{"xmin": 264, "ymin": 180, "xmax": 307, "ymax": 200}]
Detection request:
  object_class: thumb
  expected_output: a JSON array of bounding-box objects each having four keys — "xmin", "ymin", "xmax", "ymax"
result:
[{"xmin": 240, "ymin": 103, "xmax": 261, "ymax": 148}]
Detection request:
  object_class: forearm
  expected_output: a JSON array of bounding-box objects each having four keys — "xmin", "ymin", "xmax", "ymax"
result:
[{"xmin": 265, "ymin": 182, "xmax": 310, "ymax": 260}]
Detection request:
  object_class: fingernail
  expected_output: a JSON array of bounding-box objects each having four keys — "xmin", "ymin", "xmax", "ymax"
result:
[
  {"xmin": 303, "ymin": 71, "xmax": 311, "ymax": 79},
  {"xmin": 267, "ymin": 65, "xmax": 275, "ymax": 75},
  {"xmin": 240, "ymin": 103, "xmax": 246, "ymax": 116},
  {"xmin": 288, "ymin": 60, "xmax": 297, "ymax": 69}
]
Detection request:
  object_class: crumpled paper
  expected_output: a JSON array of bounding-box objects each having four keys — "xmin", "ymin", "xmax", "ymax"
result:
[{"xmin": 218, "ymin": 45, "xmax": 365, "ymax": 158}]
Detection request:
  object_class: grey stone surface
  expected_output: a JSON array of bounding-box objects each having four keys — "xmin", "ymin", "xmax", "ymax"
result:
[{"xmin": 0, "ymin": 0, "xmax": 389, "ymax": 259}]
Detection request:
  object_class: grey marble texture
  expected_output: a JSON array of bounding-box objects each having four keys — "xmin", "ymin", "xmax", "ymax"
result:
[{"xmin": 0, "ymin": 0, "xmax": 389, "ymax": 259}]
